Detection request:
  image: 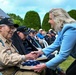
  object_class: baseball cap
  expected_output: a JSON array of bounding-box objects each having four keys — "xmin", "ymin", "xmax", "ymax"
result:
[
  {"xmin": 17, "ymin": 26, "xmax": 29, "ymax": 35},
  {"xmin": 29, "ymin": 30, "xmax": 36, "ymax": 34},
  {"xmin": 0, "ymin": 18, "xmax": 16, "ymax": 27}
]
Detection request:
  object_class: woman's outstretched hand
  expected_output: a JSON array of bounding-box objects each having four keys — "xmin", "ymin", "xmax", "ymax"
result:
[{"xmin": 31, "ymin": 63, "xmax": 46, "ymax": 73}]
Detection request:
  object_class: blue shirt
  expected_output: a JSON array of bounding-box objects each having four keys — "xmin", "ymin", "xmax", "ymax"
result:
[
  {"xmin": 42, "ymin": 22, "xmax": 76, "ymax": 70},
  {"xmin": 36, "ymin": 33, "xmax": 44, "ymax": 39}
]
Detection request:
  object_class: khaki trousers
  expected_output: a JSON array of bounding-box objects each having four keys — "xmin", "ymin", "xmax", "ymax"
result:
[
  {"xmin": 1, "ymin": 68, "xmax": 45, "ymax": 75},
  {"xmin": 15, "ymin": 70, "xmax": 45, "ymax": 75},
  {"xmin": 1, "ymin": 67, "xmax": 16, "ymax": 75},
  {"xmin": 15, "ymin": 71, "xmax": 39, "ymax": 75}
]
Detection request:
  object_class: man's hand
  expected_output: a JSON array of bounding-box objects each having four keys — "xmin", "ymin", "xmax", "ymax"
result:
[
  {"xmin": 25, "ymin": 52, "xmax": 38, "ymax": 60},
  {"xmin": 31, "ymin": 63, "xmax": 46, "ymax": 73},
  {"xmin": 31, "ymin": 50, "xmax": 43, "ymax": 57}
]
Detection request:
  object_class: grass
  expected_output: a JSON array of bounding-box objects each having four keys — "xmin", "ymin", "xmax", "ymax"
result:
[{"xmin": 59, "ymin": 56, "xmax": 75, "ymax": 71}]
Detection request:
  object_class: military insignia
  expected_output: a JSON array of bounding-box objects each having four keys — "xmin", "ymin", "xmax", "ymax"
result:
[
  {"xmin": 7, "ymin": 51, "xmax": 12, "ymax": 55},
  {"xmin": 6, "ymin": 49, "xmax": 12, "ymax": 55}
]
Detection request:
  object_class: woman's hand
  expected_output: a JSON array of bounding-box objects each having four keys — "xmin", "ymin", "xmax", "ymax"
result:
[{"xmin": 31, "ymin": 63, "xmax": 47, "ymax": 73}]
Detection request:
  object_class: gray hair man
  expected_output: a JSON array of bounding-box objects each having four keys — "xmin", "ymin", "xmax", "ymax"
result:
[{"xmin": 0, "ymin": 18, "xmax": 37, "ymax": 75}]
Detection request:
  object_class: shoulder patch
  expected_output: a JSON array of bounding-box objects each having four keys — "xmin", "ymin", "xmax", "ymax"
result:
[{"xmin": 0, "ymin": 39, "xmax": 5, "ymax": 46}]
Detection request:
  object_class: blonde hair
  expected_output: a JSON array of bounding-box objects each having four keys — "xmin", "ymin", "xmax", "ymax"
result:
[{"xmin": 49, "ymin": 8, "xmax": 76, "ymax": 32}]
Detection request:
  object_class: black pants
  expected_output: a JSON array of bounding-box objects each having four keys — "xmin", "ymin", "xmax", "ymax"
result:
[
  {"xmin": 45, "ymin": 68, "xmax": 57, "ymax": 75},
  {"xmin": 66, "ymin": 60, "xmax": 76, "ymax": 75}
]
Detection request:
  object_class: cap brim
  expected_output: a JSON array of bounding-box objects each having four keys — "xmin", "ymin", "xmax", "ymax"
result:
[
  {"xmin": 7, "ymin": 23, "xmax": 14, "ymax": 26},
  {"xmin": 13, "ymin": 24, "xmax": 19, "ymax": 28},
  {"xmin": 7, "ymin": 23, "xmax": 19, "ymax": 28},
  {"xmin": 23, "ymin": 32, "xmax": 28, "ymax": 35}
]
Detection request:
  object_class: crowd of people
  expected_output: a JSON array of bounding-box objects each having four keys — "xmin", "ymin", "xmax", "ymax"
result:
[{"xmin": 0, "ymin": 8, "xmax": 76, "ymax": 75}]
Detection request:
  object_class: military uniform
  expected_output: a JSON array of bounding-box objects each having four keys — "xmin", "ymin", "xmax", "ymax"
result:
[
  {"xmin": 0, "ymin": 34, "xmax": 26, "ymax": 75},
  {"xmin": 0, "ymin": 34, "xmax": 44, "ymax": 75}
]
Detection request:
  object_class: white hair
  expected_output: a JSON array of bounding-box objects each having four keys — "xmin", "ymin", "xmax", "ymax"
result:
[
  {"xmin": 49, "ymin": 8, "xmax": 76, "ymax": 32},
  {"xmin": 39, "ymin": 29, "xmax": 43, "ymax": 32}
]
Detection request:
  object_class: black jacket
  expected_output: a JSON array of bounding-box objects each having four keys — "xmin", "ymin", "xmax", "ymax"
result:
[{"xmin": 12, "ymin": 31, "xmax": 38, "ymax": 55}]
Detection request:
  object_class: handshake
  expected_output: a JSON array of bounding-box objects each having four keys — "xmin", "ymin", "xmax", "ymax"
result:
[
  {"xmin": 24, "ymin": 50, "xmax": 47, "ymax": 73},
  {"xmin": 25, "ymin": 50, "xmax": 43, "ymax": 60}
]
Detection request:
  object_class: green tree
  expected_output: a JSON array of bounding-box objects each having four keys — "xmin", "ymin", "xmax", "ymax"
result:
[
  {"xmin": 68, "ymin": 10, "xmax": 76, "ymax": 20},
  {"xmin": 42, "ymin": 12, "xmax": 50, "ymax": 31},
  {"xmin": 23, "ymin": 11, "xmax": 41, "ymax": 30},
  {"xmin": 7, "ymin": 13, "xmax": 23, "ymax": 25}
]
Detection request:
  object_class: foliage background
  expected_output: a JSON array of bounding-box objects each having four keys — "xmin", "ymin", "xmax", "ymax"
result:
[{"xmin": 8, "ymin": 9, "xmax": 76, "ymax": 31}]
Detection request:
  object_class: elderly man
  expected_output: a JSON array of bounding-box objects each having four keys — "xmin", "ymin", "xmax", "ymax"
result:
[{"xmin": 0, "ymin": 18, "xmax": 37, "ymax": 75}]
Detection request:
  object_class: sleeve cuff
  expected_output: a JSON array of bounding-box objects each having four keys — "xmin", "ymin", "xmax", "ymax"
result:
[{"xmin": 45, "ymin": 62, "xmax": 56, "ymax": 70}]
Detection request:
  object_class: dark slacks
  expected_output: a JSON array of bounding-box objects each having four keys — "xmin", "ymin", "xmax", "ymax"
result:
[{"xmin": 66, "ymin": 60, "xmax": 76, "ymax": 75}]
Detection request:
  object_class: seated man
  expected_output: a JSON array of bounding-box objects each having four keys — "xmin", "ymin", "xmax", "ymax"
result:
[
  {"xmin": 12, "ymin": 26, "xmax": 38, "ymax": 55},
  {"xmin": 0, "ymin": 18, "xmax": 38, "ymax": 75},
  {"xmin": 27, "ymin": 30, "xmax": 42, "ymax": 49},
  {"xmin": 12, "ymin": 26, "xmax": 44, "ymax": 75}
]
